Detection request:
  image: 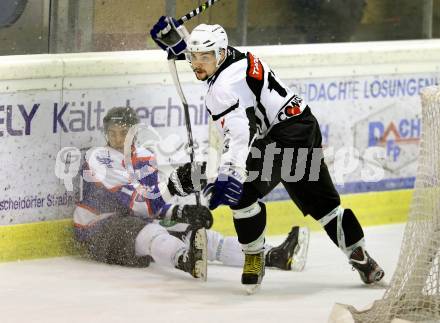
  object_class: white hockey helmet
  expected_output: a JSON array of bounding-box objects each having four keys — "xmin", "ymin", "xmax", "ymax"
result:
[{"xmin": 186, "ymin": 24, "xmax": 228, "ymax": 67}]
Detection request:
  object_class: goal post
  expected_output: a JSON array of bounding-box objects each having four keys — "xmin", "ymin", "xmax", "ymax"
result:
[{"xmin": 329, "ymin": 85, "xmax": 440, "ymax": 323}]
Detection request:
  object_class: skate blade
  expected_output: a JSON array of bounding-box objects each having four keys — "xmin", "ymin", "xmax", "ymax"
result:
[
  {"xmin": 291, "ymin": 227, "xmax": 310, "ymax": 272},
  {"xmin": 245, "ymin": 283, "xmax": 261, "ymax": 295},
  {"xmin": 194, "ymin": 228, "xmax": 208, "ymax": 282},
  {"xmin": 194, "ymin": 260, "xmax": 207, "ymax": 281}
]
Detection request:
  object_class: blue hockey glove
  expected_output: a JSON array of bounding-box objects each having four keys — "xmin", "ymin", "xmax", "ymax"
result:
[
  {"xmin": 203, "ymin": 166, "xmax": 247, "ymax": 210},
  {"xmin": 150, "ymin": 16, "xmax": 189, "ymax": 57}
]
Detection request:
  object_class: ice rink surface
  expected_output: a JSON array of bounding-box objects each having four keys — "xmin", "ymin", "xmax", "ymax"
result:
[{"xmin": 1, "ymin": 224, "xmax": 405, "ymax": 323}]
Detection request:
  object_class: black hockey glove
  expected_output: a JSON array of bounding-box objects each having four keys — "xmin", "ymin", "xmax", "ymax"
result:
[
  {"xmin": 171, "ymin": 205, "xmax": 213, "ymax": 229},
  {"xmin": 167, "ymin": 161, "xmax": 207, "ymax": 197}
]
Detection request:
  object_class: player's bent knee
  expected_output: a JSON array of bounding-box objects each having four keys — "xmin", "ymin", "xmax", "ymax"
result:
[{"xmin": 135, "ymin": 222, "xmax": 169, "ymax": 255}]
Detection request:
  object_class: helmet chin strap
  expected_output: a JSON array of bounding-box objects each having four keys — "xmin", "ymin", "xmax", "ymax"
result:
[{"xmin": 215, "ymin": 48, "xmax": 226, "ymax": 67}]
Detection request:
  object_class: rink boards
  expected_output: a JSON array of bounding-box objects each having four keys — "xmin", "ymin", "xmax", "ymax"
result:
[
  {"xmin": 0, "ymin": 189, "xmax": 412, "ymax": 261},
  {"xmin": 1, "ymin": 40, "xmax": 439, "ymax": 261}
]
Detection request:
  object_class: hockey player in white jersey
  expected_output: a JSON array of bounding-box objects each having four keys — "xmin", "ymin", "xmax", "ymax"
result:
[
  {"xmin": 151, "ymin": 18, "xmax": 384, "ymax": 292},
  {"xmin": 74, "ymin": 107, "xmax": 310, "ymax": 281}
]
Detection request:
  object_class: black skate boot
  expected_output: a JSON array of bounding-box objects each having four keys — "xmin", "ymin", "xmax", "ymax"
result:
[
  {"xmin": 265, "ymin": 226, "xmax": 310, "ymax": 271},
  {"xmin": 242, "ymin": 251, "xmax": 265, "ymax": 294},
  {"xmin": 349, "ymin": 246, "xmax": 385, "ymax": 284},
  {"xmin": 176, "ymin": 227, "xmax": 207, "ymax": 281}
]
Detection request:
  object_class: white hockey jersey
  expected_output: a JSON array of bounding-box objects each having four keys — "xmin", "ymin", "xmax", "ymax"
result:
[
  {"xmin": 73, "ymin": 145, "xmax": 171, "ymax": 241},
  {"xmin": 205, "ymin": 46, "xmax": 306, "ymax": 172}
]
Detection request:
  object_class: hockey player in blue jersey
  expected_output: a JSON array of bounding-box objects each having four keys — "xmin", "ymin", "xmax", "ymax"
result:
[{"xmin": 73, "ymin": 107, "xmax": 310, "ymax": 280}]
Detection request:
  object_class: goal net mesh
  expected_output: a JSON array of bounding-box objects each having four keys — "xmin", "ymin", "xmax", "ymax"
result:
[{"xmin": 342, "ymin": 85, "xmax": 440, "ymax": 322}]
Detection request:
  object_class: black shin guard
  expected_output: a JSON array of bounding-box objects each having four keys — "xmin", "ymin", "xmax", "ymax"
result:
[
  {"xmin": 233, "ymin": 202, "xmax": 267, "ymax": 245},
  {"xmin": 322, "ymin": 208, "xmax": 364, "ymax": 249}
]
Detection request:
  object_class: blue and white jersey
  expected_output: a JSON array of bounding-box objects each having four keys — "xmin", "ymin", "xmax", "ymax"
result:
[{"xmin": 73, "ymin": 145, "xmax": 172, "ymax": 240}]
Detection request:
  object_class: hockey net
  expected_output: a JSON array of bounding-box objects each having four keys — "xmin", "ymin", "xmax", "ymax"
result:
[{"xmin": 330, "ymin": 85, "xmax": 440, "ymax": 323}]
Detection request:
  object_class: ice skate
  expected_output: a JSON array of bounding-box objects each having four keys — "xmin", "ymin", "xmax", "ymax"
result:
[
  {"xmin": 349, "ymin": 246, "xmax": 385, "ymax": 284},
  {"xmin": 242, "ymin": 251, "xmax": 265, "ymax": 294},
  {"xmin": 176, "ymin": 227, "xmax": 208, "ymax": 281},
  {"xmin": 266, "ymin": 226, "xmax": 310, "ymax": 271}
]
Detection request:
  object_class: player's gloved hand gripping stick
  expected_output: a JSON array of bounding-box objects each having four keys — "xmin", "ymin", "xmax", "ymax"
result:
[
  {"xmin": 150, "ymin": 0, "xmax": 221, "ymax": 57},
  {"xmin": 203, "ymin": 166, "xmax": 246, "ymax": 210},
  {"xmin": 167, "ymin": 160, "xmax": 246, "ymax": 211},
  {"xmin": 150, "ymin": 0, "xmax": 221, "ymax": 207}
]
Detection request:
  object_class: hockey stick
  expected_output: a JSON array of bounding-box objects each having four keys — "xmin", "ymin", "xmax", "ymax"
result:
[
  {"xmin": 177, "ymin": 0, "xmax": 221, "ymax": 25},
  {"xmin": 168, "ymin": 60, "xmax": 202, "ymax": 206},
  {"xmin": 168, "ymin": 0, "xmax": 221, "ymax": 206}
]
